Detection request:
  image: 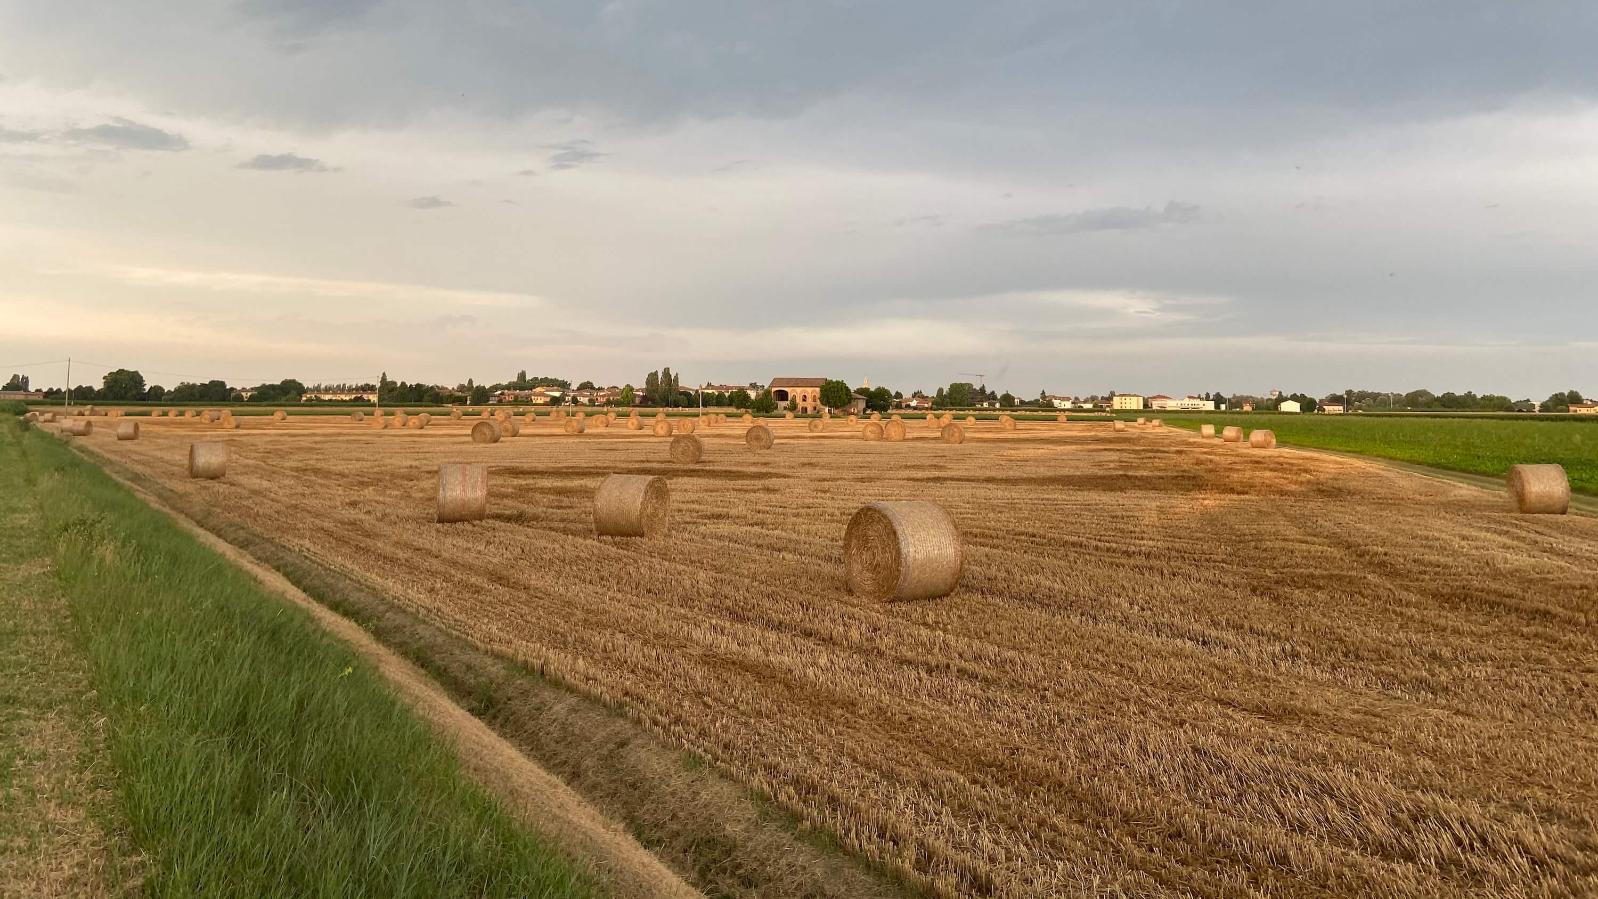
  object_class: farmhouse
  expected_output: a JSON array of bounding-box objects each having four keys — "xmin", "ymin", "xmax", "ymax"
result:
[
  {"xmin": 1279, "ymin": 399, "xmax": 1302, "ymax": 413},
  {"xmin": 1150, "ymin": 395, "xmax": 1217, "ymax": 411},
  {"xmin": 1320, "ymin": 398, "xmax": 1346, "ymax": 414},
  {"xmin": 1111, "ymin": 393, "xmax": 1145, "ymax": 410},
  {"xmin": 1571, "ymin": 402, "xmax": 1598, "ymax": 415},
  {"xmin": 769, "ymin": 377, "xmax": 827, "ymax": 413}
]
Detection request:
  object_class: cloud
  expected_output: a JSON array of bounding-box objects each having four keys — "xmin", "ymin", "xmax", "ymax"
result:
[
  {"xmin": 236, "ymin": 152, "xmax": 332, "ymax": 172},
  {"xmin": 109, "ymin": 265, "xmax": 541, "ymax": 307},
  {"xmin": 0, "ymin": 126, "xmax": 44, "ymax": 143},
  {"xmin": 991, "ymin": 202, "xmax": 1201, "ymax": 236},
  {"xmin": 60, "ymin": 117, "xmax": 188, "ymax": 151},
  {"xmin": 545, "ymin": 139, "xmax": 605, "ymax": 170},
  {"xmin": 406, "ymin": 195, "xmax": 453, "ymax": 209}
]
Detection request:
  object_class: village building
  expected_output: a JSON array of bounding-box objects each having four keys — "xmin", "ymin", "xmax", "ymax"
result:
[
  {"xmin": 1149, "ymin": 395, "xmax": 1217, "ymax": 411},
  {"xmin": 1571, "ymin": 402, "xmax": 1598, "ymax": 415},
  {"xmin": 0, "ymin": 389, "xmax": 45, "ymax": 402},
  {"xmin": 1111, "ymin": 393, "xmax": 1145, "ymax": 411},
  {"xmin": 1320, "ymin": 398, "xmax": 1346, "ymax": 414},
  {"xmin": 768, "ymin": 377, "xmax": 827, "ymax": 413},
  {"xmin": 1278, "ymin": 399, "xmax": 1302, "ymax": 413}
]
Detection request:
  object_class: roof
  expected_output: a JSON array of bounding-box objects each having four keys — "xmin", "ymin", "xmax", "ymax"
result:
[
  {"xmin": 769, "ymin": 377, "xmax": 828, "ymax": 388},
  {"xmin": 1321, "ymin": 399, "xmax": 1345, "ymax": 406},
  {"xmin": 1147, "ymin": 394, "xmax": 1172, "ymax": 400}
]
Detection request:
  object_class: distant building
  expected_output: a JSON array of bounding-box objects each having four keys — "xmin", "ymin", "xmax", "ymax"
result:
[
  {"xmin": 0, "ymin": 390, "xmax": 44, "ymax": 401},
  {"xmin": 1042, "ymin": 394, "xmax": 1074, "ymax": 409},
  {"xmin": 1278, "ymin": 399, "xmax": 1302, "ymax": 413},
  {"xmin": 769, "ymin": 377, "xmax": 827, "ymax": 413},
  {"xmin": 301, "ymin": 389, "xmax": 369, "ymax": 402},
  {"xmin": 1111, "ymin": 393, "xmax": 1145, "ymax": 410},
  {"xmin": 1320, "ymin": 399, "xmax": 1346, "ymax": 414},
  {"xmin": 1150, "ymin": 395, "xmax": 1216, "ymax": 411},
  {"xmin": 1571, "ymin": 402, "xmax": 1598, "ymax": 415},
  {"xmin": 1241, "ymin": 402, "xmax": 1255, "ymax": 412},
  {"xmin": 902, "ymin": 394, "xmax": 934, "ymax": 411}
]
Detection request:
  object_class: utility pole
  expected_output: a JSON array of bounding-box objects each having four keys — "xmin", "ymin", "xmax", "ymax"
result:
[{"xmin": 64, "ymin": 357, "xmax": 71, "ymax": 409}]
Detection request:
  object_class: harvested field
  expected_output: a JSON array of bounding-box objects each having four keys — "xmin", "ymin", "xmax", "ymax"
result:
[{"xmin": 73, "ymin": 414, "xmax": 1598, "ymax": 898}]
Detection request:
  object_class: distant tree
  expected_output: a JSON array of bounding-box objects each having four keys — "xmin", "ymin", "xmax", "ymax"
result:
[
  {"xmin": 820, "ymin": 379, "xmax": 852, "ymax": 410},
  {"xmin": 3, "ymin": 373, "xmax": 27, "ymax": 391},
  {"xmin": 469, "ymin": 384, "xmax": 490, "ymax": 405},
  {"xmin": 932, "ymin": 387, "xmax": 947, "ymax": 409},
  {"xmin": 146, "ymin": 384, "xmax": 165, "ymax": 402},
  {"xmin": 892, "ymin": 390, "xmax": 903, "ymax": 400},
  {"xmin": 729, "ymin": 388, "xmax": 752, "ymax": 409},
  {"xmin": 752, "ymin": 389, "xmax": 777, "ymax": 414},
  {"xmin": 643, "ymin": 371, "xmax": 659, "ymax": 405},
  {"xmin": 577, "ymin": 380, "xmax": 596, "ymax": 390},
  {"xmin": 866, "ymin": 387, "xmax": 893, "ymax": 412},
  {"xmin": 945, "ymin": 382, "xmax": 974, "ymax": 407},
  {"xmin": 998, "ymin": 392, "xmax": 1016, "ymax": 408},
  {"xmin": 69, "ymin": 384, "xmax": 96, "ymax": 401},
  {"xmin": 785, "ymin": 398, "xmax": 799, "ymax": 413},
  {"xmin": 516, "ymin": 369, "xmax": 527, "ymax": 384},
  {"xmin": 619, "ymin": 384, "xmax": 635, "ymax": 406},
  {"xmin": 100, "ymin": 368, "xmax": 146, "ymax": 401}
]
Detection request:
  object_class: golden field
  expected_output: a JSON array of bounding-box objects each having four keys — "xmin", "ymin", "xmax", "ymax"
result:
[{"xmin": 63, "ymin": 412, "xmax": 1598, "ymax": 897}]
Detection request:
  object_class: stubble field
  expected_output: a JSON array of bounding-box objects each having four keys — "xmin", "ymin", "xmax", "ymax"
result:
[{"xmin": 64, "ymin": 412, "xmax": 1598, "ymax": 898}]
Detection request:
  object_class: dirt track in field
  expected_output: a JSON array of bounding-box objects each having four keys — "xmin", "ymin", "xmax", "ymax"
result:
[{"xmin": 68, "ymin": 412, "xmax": 1598, "ymax": 898}]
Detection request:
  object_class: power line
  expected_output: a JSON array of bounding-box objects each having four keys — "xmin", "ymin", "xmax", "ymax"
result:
[{"xmin": 0, "ymin": 359, "xmax": 68, "ymax": 370}]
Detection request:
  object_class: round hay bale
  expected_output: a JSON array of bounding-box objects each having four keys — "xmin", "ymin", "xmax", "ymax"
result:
[
  {"xmin": 862, "ymin": 422, "xmax": 884, "ymax": 441},
  {"xmin": 116, "ymin": 421, "xmax": 139, "ymax": 441},
  {"xmin": 964, "ymin": 415, "xmax": 976, "ymax": 425},
  {"xmin": 272, "ymin": 410, "xmax": 287, "ymax": 422},
  {"xmin": 63, "ymin": 419, "xmax": 92, "ymax": 436},
  {"xmin": 890, "ymin": 413, "xmax": 901, "ymax": 422},
  {"xmin": 480, "ymin": 409, "xmax": 492, "ymax": 419},
  {"xmin": 495, "ymin": 410, "xmax": 510, "ymax": 422},
  {"xmin": 501, "ymin": 419, "xmax": 521, "ymax": 437},
  {"xmin": 351, "ymin": 411, "xmax": 365, "ymax": 423},
  {"xmin": 884, "ymin": 420, "xmax": 907, "ymax": 441},
  {"xmin": 1136, "ymin": 417, "xmax": 1146, "ymax": 426},
  {"xmin": 807, "ymin": 418, "xmax": 823, "ymax": 433},
  {"xmin": 188, "ymin": 442, "xmax": 227, "ymax": 479},
  {"xmin": 607, "ymin": 411, "xmax": 618, "ymax": 422},
  {"xmin": 869, "ymin": 412, "xmax": 881, "ymax": 421},
  {"xmin": 652, "ymin": 418, "xmax": 672, "ymax": 437},
  {"xmin": 940, "ymin": 423, "xmax": 965, "ymax": 444},
  {"xmin": 564, "ymin": 417, "xmax": 586, "ymax": 435},
  {"xmin": 470, "ymin": 420, "xmax": 502, "ymax": 443},
  {"xmin": 523, "ymin": 412, "xmax": 538, "ymax": 426},
  {"xmin": 1151, "ymin": 419, "xmax": 1163, "ymax": 428},
  {"xmin": 436, "ymin": 463, "xmax": 488, "ymax": 523},
  {"xmin": 847, "ymin": 414, "xmax": 858, "ymax": 425},
  {"xmin": 844, "ymin": 501, "xmax": 963, "ymax": 601},
  {"xmin": 627, "ymin": 416, "xmax": 642, "ymax": 430},
  {"xmin": 669, "ymin": 434, "xmax": 703, "ymax": 464},
  {"xmin": 369, "ymin": 414, "xmax": 387, "ymax": 430},
  {"xmin": 742, "ymin": 413, "xmax": 754, "ymax": 425},
  {"xmin": 418, "ymin": 413, "xmax": 431, "ymax": 426},
  {"xmin": 590, "ymin": 414, "xmax": 609, "ymax": 429},
  {"xmin": 1056, "ymin": 413, "xmax": 1068, "ymax": 423},
  {"xmin": 1248, "ymin": 429, "xmax": 1276, "ymax": 449},
  {"xmin": 999, "ymin": 414, "xmax": 1017, "ymax": 431},
  {"xmin": 939, "ymin": 413, "xmax": 953, "ymax": 426},
  {"xmin": 784, "ymin": 411, "xmax": 795, "ymax": 420},
  {"xmin": 185, "ymin": 410, "xmax": 197, "ymax": 419},
  {"xmin": 202, "ymin": 410, "xmax": 219, "ymax": 423},
  {"xmin": 218, "ymin": 416, "xmax": 239, "ymax": 430},
  {"xmin": 653, "ymin": 411, "xmax": 666, "ymax": 421},
  {"xmin": 1507, "ymin": 464, "xmax": 1570, "ymax": 515},
  {"xmin": 675, "ymin": 419, "xmax": 696, "ymax": 435},
  {"xmin": 393, "ymin": 411, "xmax": 410, "ymax": 428},
  {"xmin": 925, "ymin": 413, "xmax": 937, "ymax": 426},
  {"xmin": 575, "ymin": 410, "xmax": 587, "ymax": 421},
  {"xmin": 593, "ymin": 474, "xmax": 669, "ymax": 537},
  {"xmin": 745, "ymin": 424, "xmax": 774, "ymax": 450},
  {"xmin": 406, "ymin": 415, "xmax": 425, "ymax": 429},
  {"xmin": 451, "ymin": 408, "xmax": 463, "ymax": 420},
  {"xmin": 1200, "ymin": 424, "xmax": 1215, "ymax": 438},
  {"xmin": 1113, "ymin": 421, "xmax": 1128, "ymax": 432},
  {"xmin": 1221, "ymin": 426, "xmax": 1243, "ymax": 443}
]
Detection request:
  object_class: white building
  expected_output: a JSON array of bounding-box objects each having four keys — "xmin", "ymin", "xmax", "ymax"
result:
[
  {"xmin": 1149, "ymin": 395, "xmax": 1216, "ymax": 411},
  {"xmin": 1278, "ymin": 399, "xmax": 1302, "ymax": 413},
  {"xmin": 1111, "ymin": 393, "xmax": 1145, "ymax": 410}
]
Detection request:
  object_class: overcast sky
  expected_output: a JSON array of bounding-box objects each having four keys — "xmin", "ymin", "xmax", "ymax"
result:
[{"xmin": 2, "ymin": 2, "xmax": 1595, "ymax": 398}]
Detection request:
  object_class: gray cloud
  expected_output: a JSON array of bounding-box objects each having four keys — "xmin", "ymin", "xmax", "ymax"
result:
[
  {"xmin": 0, "ymin": 126, "xmax": 44, "ymax": 143},
  {"xmin": 406, "ymin": 195, "xmax": 453, "ymax": 209},
  {"xmin": 992, "ymin": 202, "xmax": 1201, "ymax": 236},
  {"xmin": 237, "ymin": 152, "xmax": 332, "ymax": 172},
  {"xmin": 61, "ymin": 117, "xmax": 188, "ymax": 151},
  {"xmin": 545, "ymin": 139, "xmax": 605, "ymax": 171}
]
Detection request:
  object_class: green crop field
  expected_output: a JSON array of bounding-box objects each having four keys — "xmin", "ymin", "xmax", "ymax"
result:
[{"xmin": 1158, "ymin": 413, "xmax": 1598, "ymax": 495}]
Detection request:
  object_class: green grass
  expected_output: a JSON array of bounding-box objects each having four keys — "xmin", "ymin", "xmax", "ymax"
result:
[
  {"xmin": 2, "ymin": 420, "xmax": 597, "ymax": 899},
  {"xmin": 1158, "ymin": 413, "xmax": 1598, "ymax": 495}
]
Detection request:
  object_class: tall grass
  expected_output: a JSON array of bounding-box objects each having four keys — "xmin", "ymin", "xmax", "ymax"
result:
[
  {"xmin": 11, "ymin": 426, "xmax": 596, "ymax": 899},
  {"xmin": 1163, "ymin": 413, "xmax": 1598, "ymax": 494}
]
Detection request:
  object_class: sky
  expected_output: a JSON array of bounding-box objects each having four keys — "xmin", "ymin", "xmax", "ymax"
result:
[{"xmin": 2, "ymin": 1, "xmax": 1595, "ymax": 399}]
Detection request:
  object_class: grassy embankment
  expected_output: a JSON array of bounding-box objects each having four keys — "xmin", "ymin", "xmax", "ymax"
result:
[
  {"xmin": 1160, "ymin": 412, "xmax": 1598, "ymax": 494},
  {"xmin": 0, "ymin": 418, "xmax": 595, "ymax": 898}
]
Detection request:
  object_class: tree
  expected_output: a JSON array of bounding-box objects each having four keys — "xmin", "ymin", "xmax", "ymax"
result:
[
  {"xmin": 2, "ymin": 373, "xmax": 27, "ymax": 391},
  {"xmin": 516, "ymin": 369, "xmax": 527, "ymax": 384},
  {"xmin": 729, "ymin": 389, "xmax": 752, "ymax": 409},
  {"xmin": 867, "ymin": 387, "xmax": 892, "ymax": 412},
  {"xmin": 1542, "ymin": 390, "xmax": 1584, "ymax": 413},
  {"xmin": 946, "ymin": 382, "xmax": 974, "ymax": 407},
  {"xmin": 469, "ymin": 384, "xmax": 490, "ymax": 404},
  {"xmin": 998, "ymin": 392, "xmax": 1016, "ymax": 408},
  {"xmin": 819, "ymin": 379, "xmax": 852, "ymax": 410},
  {"xmin": 752, "ymin": 389, "xmax": 777, "ymax": 414},
  {"xmin": 619, "ymin": 384, "xmax": 635, "ymax": 406},
  {"xmin": 146, "ymin": 384, "xmax": 166, "ymax": 401},
  {"xmin": 577, "ymin": 380, "xmax": 596, "ymax": 390},
  {"xmin": 643, "ymin": 371, "xmax": 659, "ymax": 405},
  {"xmin": 100, "ymin": 368, "xmax": 146, "ymax": 401}
]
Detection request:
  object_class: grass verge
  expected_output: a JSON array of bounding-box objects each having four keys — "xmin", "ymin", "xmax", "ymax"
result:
[{"xmin": 3, "ymin": 421, "xmax": 596, "ymax": 899}]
